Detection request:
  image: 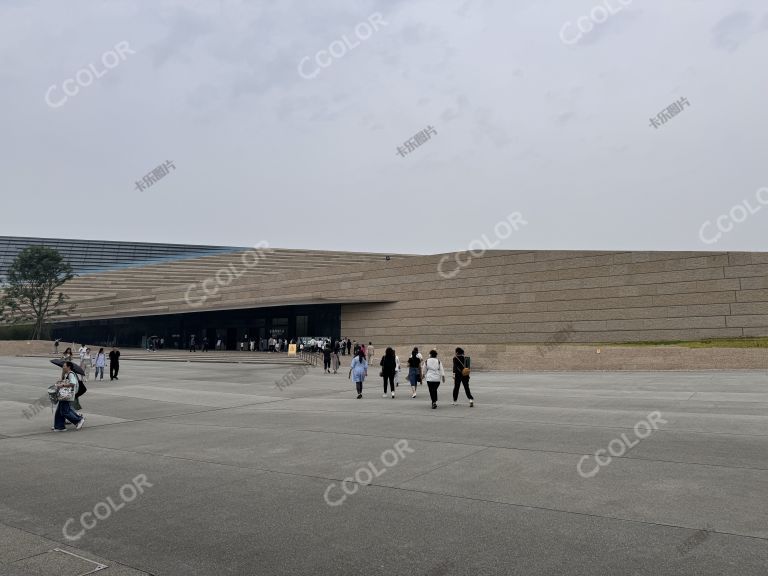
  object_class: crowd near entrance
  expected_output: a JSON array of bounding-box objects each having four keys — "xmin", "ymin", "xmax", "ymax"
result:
[{"xmin": 50, "ymin": 305, "xmax": 342, "ymax": 351}]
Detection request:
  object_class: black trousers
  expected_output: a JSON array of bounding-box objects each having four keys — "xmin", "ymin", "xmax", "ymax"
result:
[
  {"xmin": 110, "ymin": 363, "xmax": 119, "ymax": 379},
  {"xmin": 355, "ymin": 381, "xmax": 363, "ymax": 394},
  {"xmin": 324, "ymin": 358, "xmax": 331, "ymax": 370},
  {"xmin": 383, "ymin": 374, "xmax": 395, "ymax": 393},
  {"xmin": 453, "ymin": 375, "xmax": 474, "ymax": 401},
  {"xmin": 427, "ymin": 381, "xmax": 440, "ymax": 403}
]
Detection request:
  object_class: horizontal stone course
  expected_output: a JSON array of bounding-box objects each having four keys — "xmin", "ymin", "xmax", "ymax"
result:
[{"xmin": 39, "ymin": 249, "xmax": 768, "ymax": 365}]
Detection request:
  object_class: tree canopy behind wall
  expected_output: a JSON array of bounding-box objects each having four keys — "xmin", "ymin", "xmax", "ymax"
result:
[{"xmin": 0, "ymin": 246, "xmax": 75, "ymax": 339}]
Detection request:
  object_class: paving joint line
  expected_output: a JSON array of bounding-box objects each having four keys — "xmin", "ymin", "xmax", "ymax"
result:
[
  {"xmin": 14, "ymin": 419, "xmax": 768, "ymax": 480},
  {"xmin": 0, "ymin": 520, "xmax": 158, "ymax": 575},
  {"xmin": 11, "ymin": 435, "xmax": 767, "ymax": 543},
  {"xmin": 394, "ymin": 446, "xmax": 491, "ymax": 487}
]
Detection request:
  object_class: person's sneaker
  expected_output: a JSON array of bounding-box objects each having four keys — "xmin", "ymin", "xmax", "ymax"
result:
[
  {"xmin": 357, "ymin": 394, "xmax": 362, "ymax": 399},
  {"xmin": 53, "ymin": 428, "xmax": 65, "ymax": 432},
  {"xmin": 452, "ymin": 402, "xmax": 458, "ymax": 405},
  {"xmin": 470, "ymin": 399, "xmax": 474, "ymax": 407},
  {"xmin": 391, "ymin": 392, "xmax": 395, "ymax": 398},
  {"xmin": 382, "ymin": 393, "xmax": 388, "ymax": 398},
  {"xmin": 76, "ymin": 417, "xmax": 85, "ymax": 430},
  {"xmin": 431, "ymin": 403, "xmax": 437, "ymax": 409},
  {"xmin": 412, "ymin": 393, "xmax": 416, "ymax": 398}
]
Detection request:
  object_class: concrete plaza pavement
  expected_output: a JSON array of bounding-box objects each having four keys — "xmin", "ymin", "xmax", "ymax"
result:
[{"xmin": 0, "ymin": 356, "xmax": 766, "ymax": 575}]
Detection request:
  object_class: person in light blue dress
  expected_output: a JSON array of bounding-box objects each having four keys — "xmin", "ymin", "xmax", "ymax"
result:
[{"xmin": 349, "ymin": 350, "xmax": 368, "ymax": 399}]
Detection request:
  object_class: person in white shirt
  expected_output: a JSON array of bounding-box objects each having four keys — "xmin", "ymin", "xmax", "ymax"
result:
[
  {"xmin": 423, "ymin": 350, "xmax": 445, "ymax": 409},
  {"xmin": 94, "ymin": 348, "xmax": 106, "ymax": 380},
  {"xmin": 53, "ymin": 362, "xmax": 85, "ymax": 431},
  {"xmin": 394, "ymin": 352, "xmax": 401, "ymax": 388}
]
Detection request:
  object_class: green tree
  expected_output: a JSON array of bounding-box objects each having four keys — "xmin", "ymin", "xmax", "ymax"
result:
[{"xmin": 0, "ymin": 246, "xmax": 75, "ymax": 339}]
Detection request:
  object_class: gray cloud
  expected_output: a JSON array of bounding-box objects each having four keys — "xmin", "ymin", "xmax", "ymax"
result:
[
  {"xmin": 711, "ymin": 11, "xmax": 753, "ymax": 51},
  {"xmin": 0, "ymin": 0, "xmax": 767, "ymax": 254}
]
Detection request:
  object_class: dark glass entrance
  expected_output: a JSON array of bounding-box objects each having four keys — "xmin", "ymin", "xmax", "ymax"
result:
[{"xmin": 50, "ymin": 304, "xmax": 342, "ymax": 350}]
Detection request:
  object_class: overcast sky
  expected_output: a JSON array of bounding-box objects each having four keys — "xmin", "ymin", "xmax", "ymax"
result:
[{"xmin": 1, "ymin": 0, "xmax": 767, "ymax": 254}]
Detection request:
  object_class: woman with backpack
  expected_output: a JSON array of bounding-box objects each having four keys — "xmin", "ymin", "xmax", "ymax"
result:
[
  {"xmin": 349, "ymin": 349, "xmax": 368, "ymax": 399},
  {"xmin": 452, "ymin": 347, "xmax": 474, "ymax": 407},
  {"xmin": 423, "ymin": 349, "xmax": 445, "ymax": 409},
  {"xmin": 53, "ymin": 361, "xmax": 85, "ymax": 432},
  {"xmin": 380, "ymin": 347, "xmax": 397, "ymax": 398},
  {"xmin": 406, "ymin": 349, "xmax": 421, "ymax": 399}
]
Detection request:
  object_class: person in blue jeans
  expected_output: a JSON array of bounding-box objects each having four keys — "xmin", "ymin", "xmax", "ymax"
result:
[
  {"xmin": 53, "ymin": 362, "xmax": 85, "ymax": 432},
  {"xmin": 349, "ymin": 350, "xmax": 368, "ymax": 399},
  {"xmin": 406, "ymin": 349, "xmax": 422, "ymax": 399}
]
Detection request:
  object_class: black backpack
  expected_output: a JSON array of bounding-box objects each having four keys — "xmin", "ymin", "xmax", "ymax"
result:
[{"xmin": 75, "ymin": 375, "xmax": 87, "ymax": 398}]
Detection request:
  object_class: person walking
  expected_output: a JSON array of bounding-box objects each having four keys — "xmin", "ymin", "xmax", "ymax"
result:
[
  {"xmin": 332, "ymin": 346, "xmax": 340, "ymax": 374},
  {"xmin": 60, "ymin": 347, "xmax": 73, "ymax": 380},
  {"xmin": 54, "ymin": 338, "xmax": 60, "ymax": 355},
  {"xmin": 394, "ymin": 351, "xmax": 401, "ymax": 388},
  {"xmin": 94, "ymin": 348, "xmax": 106, "ymax": 380},
  {"xmin": 189, "ymin": 334, "xmax": 197, "ymax": 352},
  {"xmin": 380, "ymin": 347, "xmax": 397, "ymax": 398},
  {"xmin": 410, "ymin": 347, "xmax": 425, "ymax": 386},
  {"xmin": 349, "ymin": 350, "xmax": 368, "ymax": 399},
  {"xmin": 81, "ymin": 347, "xmax": 92, "ymax": 382},
  {"xmin": 346, "ymin": 339, "xmax": 352, "ymax": 355},
  {"xmin": 322, "ymin": 344, "xmax": 332, "ymax": 373},
  {"xmin": 452, "ymin": 347, "xmax": 474, "ymax": 407},
  {"xmin": 53, "ymin": 361, "xmax": 85, "ymax": 432},
  {"xmin": 202, "ymin": 336, "xmax": 209, "ymax": 352},
  {"xmin": 109, "ymin": 347, "xmax": 120, "ymax": 380},
  {"xmin": 423, "ymin": 350, "xmax": 445, "ymax": 409},
  {"xmin": 368, "ymin": 342, "xmax": 375, "ymax": 363},
  {"xmin": 406, "ymin": 349, "xmax": 421, "ymax": 398}
]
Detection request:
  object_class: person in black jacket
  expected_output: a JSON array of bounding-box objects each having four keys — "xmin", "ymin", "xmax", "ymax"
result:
[
  {"xmin": 452, "ymin": 347, "xmax": 474, "ymax": 407},
  {"xmin": 322, "ymin": 344, "xmax": 332, "ymax": 373},
  {"xmin": 380, "ymin": 347, "xmax": 397, "ymax": 398},
  {"xmin": 406, "ymin": 350, "xmax": 421, "ymax": 399},
  {"xmin": 109, "ymin": 347, "xmax": 121, "ymax": 380}
]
